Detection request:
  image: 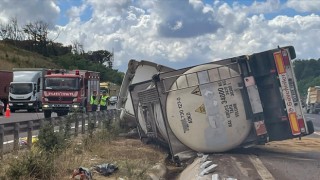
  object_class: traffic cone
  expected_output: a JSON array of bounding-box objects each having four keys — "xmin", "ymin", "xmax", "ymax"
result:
[{"xmin": 5, "ymin": 104, "xmax": 10, "ymax": 118}]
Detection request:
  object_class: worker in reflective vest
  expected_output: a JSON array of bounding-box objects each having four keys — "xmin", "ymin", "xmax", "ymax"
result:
[
  {"xmin": 100, "ymin": 91, "xmax": 109, "ymax": 111},
  {"xmin": 90, "ymin": 90, "xmax": 99, "ymax": 111}
]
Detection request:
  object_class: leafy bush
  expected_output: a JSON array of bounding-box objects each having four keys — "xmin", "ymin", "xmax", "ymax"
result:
[
  {"xmin": 37, "ymin": 123, "xmax": 66, "ymax": 153},
  {"xmin": 5, "ymin": 148, "xmax": 55, "ymax": 179}
]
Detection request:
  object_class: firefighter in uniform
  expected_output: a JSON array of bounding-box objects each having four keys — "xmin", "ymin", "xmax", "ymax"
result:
[
  {"xmin": 90, "ymin": 90, "xmax": 99, "ymax": 111},
  {"xmin": 100, "ymin": 91, "xmax": 109, "ymax": 111}
]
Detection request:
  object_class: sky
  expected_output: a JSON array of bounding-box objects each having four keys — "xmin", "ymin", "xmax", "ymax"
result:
[{"xmin": 0, "ymin": 0, "xmax": 319, "ymax": 72}]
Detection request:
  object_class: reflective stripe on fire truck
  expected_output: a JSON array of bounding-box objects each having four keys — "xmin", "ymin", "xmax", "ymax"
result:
[{"xmin": 273, "ymin": 50, "xmax": 301, "ymax": 135}]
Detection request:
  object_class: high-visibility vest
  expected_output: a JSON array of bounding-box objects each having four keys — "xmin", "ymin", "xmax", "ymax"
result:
[
  {"xmin": 90, "ymin": 96, "xmax": 99, "ymax": 105},
  {"xmin": 100, "ymin": 95, "xmax": 109, "ymax": 106}
]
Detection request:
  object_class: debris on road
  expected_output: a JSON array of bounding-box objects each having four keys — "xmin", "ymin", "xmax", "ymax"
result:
[
  {"xmin": 19, "ymin": 136, "xmax": 38, "ymax": 146},
  {"xmin": 71, "ymin": 167, "xmax": 93, "ymax": 180},
  {"xmin": 92, "ymin": 163, "xmax": 118, "ymax": 176}
]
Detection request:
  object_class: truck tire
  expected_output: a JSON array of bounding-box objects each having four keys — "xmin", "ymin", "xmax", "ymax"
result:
[
  {"xmin": 10, "ymin": 109, "xmax": 15, "ymax": 113},
  {"xmin": 306, "ymin": 120, "xmax": 314, "ymax": 135},
  {"xmin": 57, "ymin": 111, "xmax": 68, "ymax": 116},
  {"xmin": 0, "ymin": 107, "xmax": 4, "ymax": 115},
  {"xmin": 44, "ymin": 110, "xmax": 51, "ymax": 118}
]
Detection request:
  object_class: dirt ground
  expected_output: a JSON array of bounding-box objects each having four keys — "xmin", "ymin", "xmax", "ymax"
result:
[{"xmin": 262, "ymin": 137, "xmax": 320, "ymax": 152}]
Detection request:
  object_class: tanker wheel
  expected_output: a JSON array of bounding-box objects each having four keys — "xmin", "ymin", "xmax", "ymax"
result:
[{"xmin": 44, "ymin": 110, "xmax": 51, "ymax": 118}]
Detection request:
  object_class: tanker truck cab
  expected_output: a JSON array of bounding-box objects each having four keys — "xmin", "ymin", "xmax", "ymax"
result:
[
  {"xmin": 9, "ymin": 69, "xmax": 45, "ymax": 112},
  {"xmin": 42, "ymin": 70, "xmax": 100, "ymax": 118}
]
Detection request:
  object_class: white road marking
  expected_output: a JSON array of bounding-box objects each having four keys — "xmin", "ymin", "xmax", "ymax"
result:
[
  {"xmin": 231, "ymin": 156, "xmax": 249, "ymax": 177},
  {"xmin": 306, "ymin": 117, "xmax": 315, "ymax": 120},
  {"xmin": 249, "ymin": 155, "xmax": 275, "ymax": 180}
]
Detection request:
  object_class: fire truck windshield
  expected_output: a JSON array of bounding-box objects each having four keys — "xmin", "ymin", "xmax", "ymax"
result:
[{"xmin": 45, "ymin": 78, "xmax": 79, "ymax": 90}]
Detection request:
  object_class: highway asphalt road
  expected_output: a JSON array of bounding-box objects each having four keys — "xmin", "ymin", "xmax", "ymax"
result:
[
  {"xmin": 0, "ymin": 110, "xmax": 57, "ymax": 124},
  {"xmin": 0, "ymin": 104, "xmax": 117, "ymax": 124}
]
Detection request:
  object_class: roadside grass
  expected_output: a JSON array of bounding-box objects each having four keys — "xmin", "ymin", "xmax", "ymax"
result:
[{"xmin": 0, "ymin": 121, "xmax": 169, "ymax": 180}]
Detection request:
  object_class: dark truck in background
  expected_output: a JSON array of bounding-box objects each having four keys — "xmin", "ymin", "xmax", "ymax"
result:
[{"xmin": 0, "ymin": 70, "xmax": 13, "ymax": 114}]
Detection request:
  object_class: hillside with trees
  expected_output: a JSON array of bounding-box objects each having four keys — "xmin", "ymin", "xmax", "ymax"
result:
[
  {"xmin": 0, "ymin": 18, "xmax": 124, "ymax": 85},
  {"xmin": 293, "ymin": 59, "xmax": 320, "ymax": 98}
]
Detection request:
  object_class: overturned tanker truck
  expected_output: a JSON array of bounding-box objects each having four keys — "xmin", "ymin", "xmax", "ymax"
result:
[{"xmin": 118, "ymin": 46, "xmax": 314, "ymax": 162}]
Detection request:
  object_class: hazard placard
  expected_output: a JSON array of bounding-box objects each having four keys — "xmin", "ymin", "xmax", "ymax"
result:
[
  {"xmin": 191, "ymin": 86, "xmax": 202, "ymax": 96},
  {"xmin": 195, "ymin": 104, "xmax": 206, "ymax": 114}
]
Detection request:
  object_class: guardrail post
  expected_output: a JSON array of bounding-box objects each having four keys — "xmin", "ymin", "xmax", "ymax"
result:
[
  {"xmin": 13, "ymin": 123, "xmax": 20, "ymax": 151},
  {"xmin": 94, "ymin": 112, "xmax": 98, "ymax": 128},
  {"xmin": 81, "ymin": 113, "xmax": 85, "ymax": 134},
  {"xmin": 0, "ymin": 125, "xmax": 4, "ymax": 159},
  {"xmin": 39, "ymin": 119, "xmax": 45, "ymax": 129},
  {"xmin": 88, "ymin": 113, "xmax": 95, "ymax": 137},
  {"xmin": 108, "ymin": 110, "xmax": 113, "ymax": 127},
  {"xmin": 116, "ymin": 109, "xmax": 120, "ymax": 122},
  {"xmin": 27, "ymin": 121, "xmax": 33, "ymax": 149},
  {"xmin": 102, "ymin": 111, "xmax": 108, "ymax": 128},
  {"xmin": 74, "ymin": 113, "xmax": 79, "ymax": 137},
  {"xmin": 57, "ymin": 117, "xmax": 63, "ymax": 133},
  {"xmin": 97, "ymin": 111, "xmax": 102, "ymax": 129}
]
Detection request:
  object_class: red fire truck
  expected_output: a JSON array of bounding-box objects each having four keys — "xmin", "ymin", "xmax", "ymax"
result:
[{"xmin": 42, "ymin": 69, "xmax": 100, "ymax": 118}]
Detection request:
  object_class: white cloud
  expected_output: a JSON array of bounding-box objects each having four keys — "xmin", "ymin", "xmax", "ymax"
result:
[
  {"xmin": 46, "ymin": 0, "xmax": 320, "ymax": 70},
  {"xmin": 1, "ymin": 0, "xmax": 320, "ymax": 71},
  {"xmin": 67, "ymin": 4, "xmax": 88, "ymax": 21},
  {"xmin": 0, "ymin": 0, "xmax": 59, "ymax": 27},
  {"xmin": 286, "ymin": 0, "xmax": 320, "ymax": 12},
  {"xmin": 247, "ymin": 0, "xmax": 281, "ymax": 14}
]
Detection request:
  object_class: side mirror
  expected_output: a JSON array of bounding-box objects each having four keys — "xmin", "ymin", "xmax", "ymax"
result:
[{"xmin": 9, "ymin": 85, "xmax": 12, "ymax": 93}]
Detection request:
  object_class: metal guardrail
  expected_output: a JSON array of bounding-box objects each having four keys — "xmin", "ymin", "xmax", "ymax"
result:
[{"xmin": 0, "ymin": 109, "xmax": 120, "ymax": 158}]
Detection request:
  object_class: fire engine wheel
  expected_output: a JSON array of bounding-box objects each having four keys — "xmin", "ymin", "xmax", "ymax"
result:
[{"xmin": 44, "ymin": 110, "xmax": 51, "ymax": 118}]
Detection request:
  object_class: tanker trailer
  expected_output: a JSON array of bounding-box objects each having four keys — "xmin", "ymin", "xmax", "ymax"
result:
[
  {"xmin": 117, "ymin": 60, "xmax": 174, "ymax": 127},
  {"xmin": 128, "ymin": 46, "xmax": 314, "ymax": 161}
]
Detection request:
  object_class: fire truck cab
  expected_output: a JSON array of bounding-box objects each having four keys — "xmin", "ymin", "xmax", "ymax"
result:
[{"xmin": 42, "ymin": 69, "xmax": 100, "ymax": 118}]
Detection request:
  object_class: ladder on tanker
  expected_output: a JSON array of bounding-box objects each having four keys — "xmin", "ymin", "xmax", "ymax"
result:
[{"xmin": 160, "ymin": 62, "xmax": 242, "ymax": 93}]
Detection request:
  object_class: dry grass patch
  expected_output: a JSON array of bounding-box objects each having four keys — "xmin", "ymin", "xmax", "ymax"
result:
[
  {"xmin": 51, "ymin": 134, "xmax": 168, "ymax": 179},
  {"xmin": 0, "ymin": 118, "xmax": 172, "ymax": 180},
  {"xmin": 263, "ymin": 137, "xmax": 320, "ymax": 152},
  {"xmin": 0, "ymin": 135, "xmax": 169, "ymax": 180}
]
